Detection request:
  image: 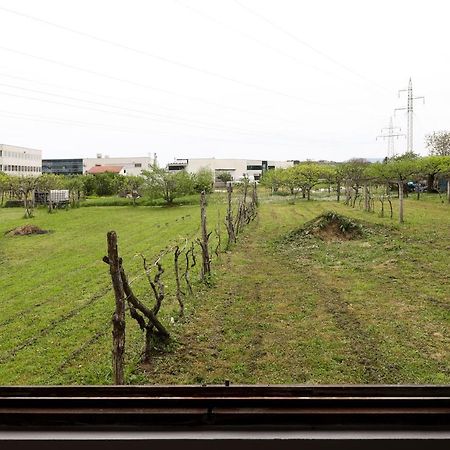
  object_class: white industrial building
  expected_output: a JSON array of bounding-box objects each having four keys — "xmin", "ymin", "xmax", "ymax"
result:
[
  {"xmin": 0, "ymin": 144, "xmax": 42, "ymax": 176},
  {"xmin": 167, "ymin": 158, "xmax": 295, "ymax": 182},
  {"xmin": 83, "ymin": 153, "xmax": 155, "ymax": 176}
]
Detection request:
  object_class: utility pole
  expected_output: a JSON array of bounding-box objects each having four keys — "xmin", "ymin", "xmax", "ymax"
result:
[
  {"xmin": 394, "ymin": 78, "xmax": 424, "ymax": 153},
  {"xmin": 376, "ymin": 116, "xmax": 405, "ymax": 158}
]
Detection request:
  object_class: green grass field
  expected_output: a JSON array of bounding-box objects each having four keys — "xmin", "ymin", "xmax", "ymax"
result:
[
  {"xmin": 0, "ymin": 198, "xmax": 225, "ymax": 384},
  {"xmin": 0, "ymin": 194, "xmax": 449, "ymax": 384}
]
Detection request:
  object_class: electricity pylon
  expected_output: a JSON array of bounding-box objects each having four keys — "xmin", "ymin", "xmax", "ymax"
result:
[
  {"xmin": 394, "ymin": 78, "xmax": 424, "ymax": 153},
  {"xmin": 376, "ymin": 116, "xmax": 405, "ymax": 158}
]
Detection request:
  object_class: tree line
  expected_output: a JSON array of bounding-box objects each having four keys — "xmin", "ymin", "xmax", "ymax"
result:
[
  {"xmin": 260, "ymin": 154, "xmax": 450, "ymax": 223},
  {"xmin": 0, "ymin": 166, "xmax": 216, "ymax": 217}
]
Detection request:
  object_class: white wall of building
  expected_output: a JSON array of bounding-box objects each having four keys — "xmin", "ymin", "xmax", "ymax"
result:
[
  {"xmin": 168, "ymin": 158, "xmax": 294, "ymax": 181},
  {"xmin": 0, "ymin": 144, "xmax": 42, "ymax": 177},
  {"xmin": 83, "ymin": 155, "xmax": 154, "ymax": 176}
]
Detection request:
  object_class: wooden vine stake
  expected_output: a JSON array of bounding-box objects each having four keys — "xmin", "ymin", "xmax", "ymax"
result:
[
  {"xmin": 106, "ymin": 231, "xmax": 125, "ymax": 385},
  {"xmin": 252, "ymin": 181, "xmax": 259, "ymax": 207},
  {"xmin": 184, "ymin": 242, "xmax": 196, "ymax": 295},
  {"xmin": 225, "ymin": 182, "xmax": 236, "ymax": 247},
  {"xmin": 174, "ymin": 244, "xmax": 185, "ymax": 316},
  {"xmin": 214, "ymin": 210, "xmax": 221, "ymax": 258},
  {"xmin": 198, "ymin": 190, "xmax": 211, "ymax": 282}
]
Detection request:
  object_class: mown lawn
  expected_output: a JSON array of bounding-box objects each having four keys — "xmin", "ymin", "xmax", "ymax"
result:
[
  {"xmin": 145, "ymin": 196, "xmax": 450, "ymax": 384},
  {"xmin": 0, "ymin": 194, "xmax": 448, "ymax": 384},
  {"xmin": 0, "ymin": 199, "xmax": 225, "ymax": 384}
]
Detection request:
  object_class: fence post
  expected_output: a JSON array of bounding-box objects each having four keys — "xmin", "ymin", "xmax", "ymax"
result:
[
  {"xmin": 226, "ymin": 182, "xmax": 236, "ymax": 246},
  {"xmin": 106, "ymin": 231, "xmax": 126, "ymax": 385},
  {"xmin": 199, "ymin": 191, "xmax": 211, "ymax": 280}
]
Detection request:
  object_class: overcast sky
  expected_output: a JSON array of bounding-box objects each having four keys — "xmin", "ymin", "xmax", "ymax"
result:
[{"xmin": 0, "ymin": 0, "xmax": 449, "ymax": 166}]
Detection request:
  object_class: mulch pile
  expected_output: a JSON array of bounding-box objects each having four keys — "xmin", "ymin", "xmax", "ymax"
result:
[
  {"xmin": 285, "ymin": 211, "xmax": 364, "ymax": 242},
  {"xmin": 5, "ymin": 225, "xmax": 50, "ymax": 236}
]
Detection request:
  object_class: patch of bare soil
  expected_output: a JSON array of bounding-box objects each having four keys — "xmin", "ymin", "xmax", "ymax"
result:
[
  {"xmin": 314, "ymin": 220, "xmax": 356, "ymax": 241},
  {"xmin": 5, "ymin": 225, "xmax": 50, "ymax": 236}
]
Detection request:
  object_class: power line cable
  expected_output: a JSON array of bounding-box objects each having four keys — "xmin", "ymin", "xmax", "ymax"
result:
[
  {"xmin": 0, "ymin": 88, "xmax": 334, "ymax": 143},
  {"xmin": 0, "ymin": 77, "xmax": 372, "ymax": 145},
  {"xmin": 0, "ymin": 4, "xmax": 323, "ymax": 105},
  {"xmin": 0, "ymin": 71, "xmax": 298, "ymax": 128},
  {"xmin": 0, "ymin": 108, "xmax": 367, "ymax": 147},
  {"xmin": 0, "ymin": 46, "xmax": 311, "ymax": 124},
  {"xmin": 0, "ymin": 80, "xmax": 287, "ymax": 134},
  {"xmin": 172, "ymin": 0, "xmax": 380, "ymax": 94},
  {"xmin": 0, "ymin": 89, "xmax": 255, "ymax": 134},
  {"xmin": 232, "ymin": 0, "xmax": 389, "ymax": 93}
]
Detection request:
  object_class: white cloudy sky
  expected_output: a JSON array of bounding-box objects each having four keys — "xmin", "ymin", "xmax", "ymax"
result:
[{"xmin": 0, "ymin": 0, "xmax": 448, "ymax": 165}]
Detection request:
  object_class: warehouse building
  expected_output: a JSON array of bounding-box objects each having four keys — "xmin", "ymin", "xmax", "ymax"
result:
[
  {"xmin": 42, "ymin": 158, "xmax": 84, "ymax": 175},
  {"xmin": 0, "ymin": 144, "xmax": 42, "ymax": 176},
  {"xmin": 83, "ymin": 154, "xmax": 154, "ymax": 176},
  {"xmin": 167, "ymin": 158, "xmax": 294, "ymax": 183},
  {"xmin": 41, "ymin": 153, "xmax": 156, "ymax": 176}
]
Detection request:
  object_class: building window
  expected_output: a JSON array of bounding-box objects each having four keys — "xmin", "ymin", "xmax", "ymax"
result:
[
  {"xmin": 246, "ymin": 165, "xmax": 263, "ymax": 171},
  {"xmin": 134, "ymin": 163, "xmax": 142, "ymax": 168},
  {"xmin": 168, "ymin": 165, "xmax": 185, "ymax": 171}
]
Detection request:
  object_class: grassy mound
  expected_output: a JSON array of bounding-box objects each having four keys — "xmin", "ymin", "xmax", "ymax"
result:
[
  {"xmin": 285, "ymin": 211, "xmax": 364, "ymax": 242},
  {"xmin": 5, "ymin": 224, "xmax": 50, "ymax": 236}
]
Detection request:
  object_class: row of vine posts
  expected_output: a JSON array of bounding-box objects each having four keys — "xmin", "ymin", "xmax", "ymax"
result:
[
  {"xmin": 104, "ymin": 181, "xmax": 259, "ymax": 384},
  {"xmin": 344, "ymin": 180, "xmax": 395, "ymax": 219}
]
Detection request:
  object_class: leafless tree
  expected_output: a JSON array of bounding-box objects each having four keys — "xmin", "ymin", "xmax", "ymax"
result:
[
  {"xmin": 104, "ymin": 248, "xmax": 169, "ymax": 365},
  {"xmin": 426, "ymin": 131, "xmax": 450, "ymax": 156}
]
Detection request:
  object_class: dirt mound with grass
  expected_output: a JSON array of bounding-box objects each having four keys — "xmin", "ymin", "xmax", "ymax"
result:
[
  {"xmin": 5, "ymin": 225, "xmax": 50, "ymax": 236},
  {"xmin": 285, "ymin": 211, "xmax": 364, "ymax": 242}
]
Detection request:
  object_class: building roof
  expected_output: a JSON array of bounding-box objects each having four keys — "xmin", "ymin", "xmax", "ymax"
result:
[{"xmin": 87, "ymin": 165, "xmax": 123, "ymax": 174}]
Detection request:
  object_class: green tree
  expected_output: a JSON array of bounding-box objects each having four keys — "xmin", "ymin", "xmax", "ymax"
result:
[
  {"xmin": 11, "ymin": 176, "xmax": 39, "ymax": 218},
  {"xmin": 420, "ymin": 155, "xmax": 448, "ymax": 193},
  {"xmin": 437, "ymin": 156, "xmax": 450, "ymax": 202},
  {"xmin": 260, "ymin": 168, "xmax": 284, "ymax": 194},
  {"xmin": 216, "ymin": 171, "xmax": 232, "ymax": 184},
  {"xmin": 142, "ymin": 166, "xmax": 194, "ymax": 204},
  {"xmin": 341, "ymin": 159, "xmax": 370, "ymax": 205},
  {"xmin": 64, "ymin": 175, "xmax": 85, "ymax": 207},
  {"xmin": 122, "ymin": 175, "xmax": 145, "ymax": 206},
  {"xmin": 280, "ymin": 166, "xmax": 300, "ymax": 196},
  {"xmin": 321, "ymin": 165, "xmax": 337, "ymax": 196},
  {"xmin": 380, "ymin": 156, "xmax": 420, "ymax": 223},
  {"xmin": 36, "ymin": 174, "xmax": 64, "ymax": 212},
  {"xmin": 295, "ymin": 163, "xmax": 323, "ymax": 200},
  {"xmin": 93, "ymin": 173, "xmax": 124, "ymax": 196},
  {"xmin": 193, "ymin": 168, "xmax": 214, "ymax": 194},
  {"xmin": 0, "ymin": 172, "xmax": 10, "ymax": 206},
  {"xmin": 82, "ymin": 174, "xmax": 97, "ymax": 196}
]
